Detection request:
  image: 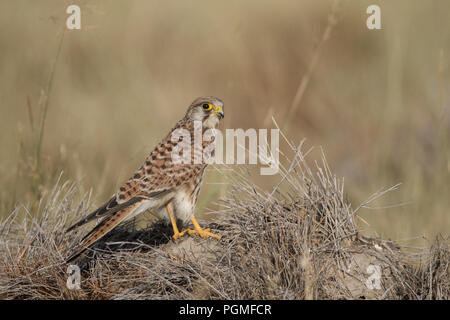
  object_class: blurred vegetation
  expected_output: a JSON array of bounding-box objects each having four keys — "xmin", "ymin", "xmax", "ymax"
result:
[{"xmin": 0, "ymin": 0, "xmax": 448, "ymax": 246}]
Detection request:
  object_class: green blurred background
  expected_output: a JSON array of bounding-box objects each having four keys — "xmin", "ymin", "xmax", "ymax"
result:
[{"xmin": 0, "ymin": 0, "xmax": 449, "ymax": 246}]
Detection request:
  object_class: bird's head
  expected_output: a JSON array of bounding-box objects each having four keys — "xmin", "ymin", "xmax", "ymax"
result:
[{"xmin": 185, "ymin": 96, "xmax": 224, "ymax": 129}]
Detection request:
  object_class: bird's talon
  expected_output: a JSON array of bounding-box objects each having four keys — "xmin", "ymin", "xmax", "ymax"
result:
[
  {"xmin": 173, "ymin": 230, "xmax": 188, "ymax": 240},
  {"xmin": 188, "ymin": 228, "xmax": 220, "ymax": 240}
]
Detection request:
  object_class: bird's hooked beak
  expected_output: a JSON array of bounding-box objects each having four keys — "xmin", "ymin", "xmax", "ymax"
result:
[{"xmin": 214, "ymin": 106, "xmax": 224, "ymax": 119}]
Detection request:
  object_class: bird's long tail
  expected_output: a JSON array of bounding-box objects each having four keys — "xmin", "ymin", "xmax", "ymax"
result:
[{"xmin": 65, "ymin": 200, "xmax": 143, "ymax": 263}]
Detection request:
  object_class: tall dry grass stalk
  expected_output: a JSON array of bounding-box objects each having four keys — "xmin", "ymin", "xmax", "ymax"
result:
[
  {"xmin": 32, "ymin": 27, "xmax": 66, "ymax": 201},
  {"xmin": 283, "ymin": 0, "xmax": 341, "ymax": 132}
]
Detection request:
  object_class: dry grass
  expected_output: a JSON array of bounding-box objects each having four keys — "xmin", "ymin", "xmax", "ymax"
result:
[
  {"xmin": 1, "ymin": 143, "xmax": 448, "ymax": 300},
  {"xmin": 0, "ymin": 0, "xmax": 449, "ymax": 246}
]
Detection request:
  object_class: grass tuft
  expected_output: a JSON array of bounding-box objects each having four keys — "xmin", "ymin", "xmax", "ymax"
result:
[{"xmin": 0, "ymin": 144, "xmax": 447, "ymax": 300}]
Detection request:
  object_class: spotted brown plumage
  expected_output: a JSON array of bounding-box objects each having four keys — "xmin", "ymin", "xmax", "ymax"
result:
[{"xmin": 66, "ymin": 96, "xmax": 224, "ymax": 263}]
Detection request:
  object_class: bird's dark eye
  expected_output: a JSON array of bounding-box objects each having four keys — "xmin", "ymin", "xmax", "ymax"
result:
[{"xmin": 202, "ymin": 103, "xmax": 212, "ymax": 111}]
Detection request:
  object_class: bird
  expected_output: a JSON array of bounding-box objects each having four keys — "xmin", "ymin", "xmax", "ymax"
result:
[{"xmin": 65, "ymin": 96, "xmax": 224, "ymax": 263}]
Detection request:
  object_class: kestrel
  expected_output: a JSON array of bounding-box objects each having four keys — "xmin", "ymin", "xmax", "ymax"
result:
[{"xmin": 66, "ymin": 96, "xmax": 224, "ymax": 262}]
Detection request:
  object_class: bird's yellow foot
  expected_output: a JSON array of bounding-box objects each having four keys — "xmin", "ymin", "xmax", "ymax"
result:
[
  {"xmin": 187, "ymin": 216, "xmax": 221, "ymax": 240},
  {"xmin": 172, "ymin": 229, "xmax": 188, "ymax": 240},
  {"xmin": 166, "ymin": 203, "xmax": 221, "ymax": 240},
  {"xmin": 187, "ymin": 227, "xmax": 221, "ymax": 239},
  {"xmin": 166, "ymin": 203, "xmax": 189, "ymax": 240}
]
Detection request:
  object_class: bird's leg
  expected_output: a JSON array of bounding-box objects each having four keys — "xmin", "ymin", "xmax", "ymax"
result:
[
  {"xmin": 166, "ymin": 203, "xmax": 187, "ymax": 240},
  {"xmin": 187, "ymin": 216, "xmax": 221, "ymax": 240}
]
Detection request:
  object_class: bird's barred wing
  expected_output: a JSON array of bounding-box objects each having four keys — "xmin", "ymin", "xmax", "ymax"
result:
[{"xmin": 116, "ymin": 163, "xmax": 206, "ymax": 202}]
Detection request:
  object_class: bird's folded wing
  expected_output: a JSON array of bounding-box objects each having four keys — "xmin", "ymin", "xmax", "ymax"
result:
[{"xmin": 117, "ymin": 163, "xmax": 206, "ymax": 202}]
